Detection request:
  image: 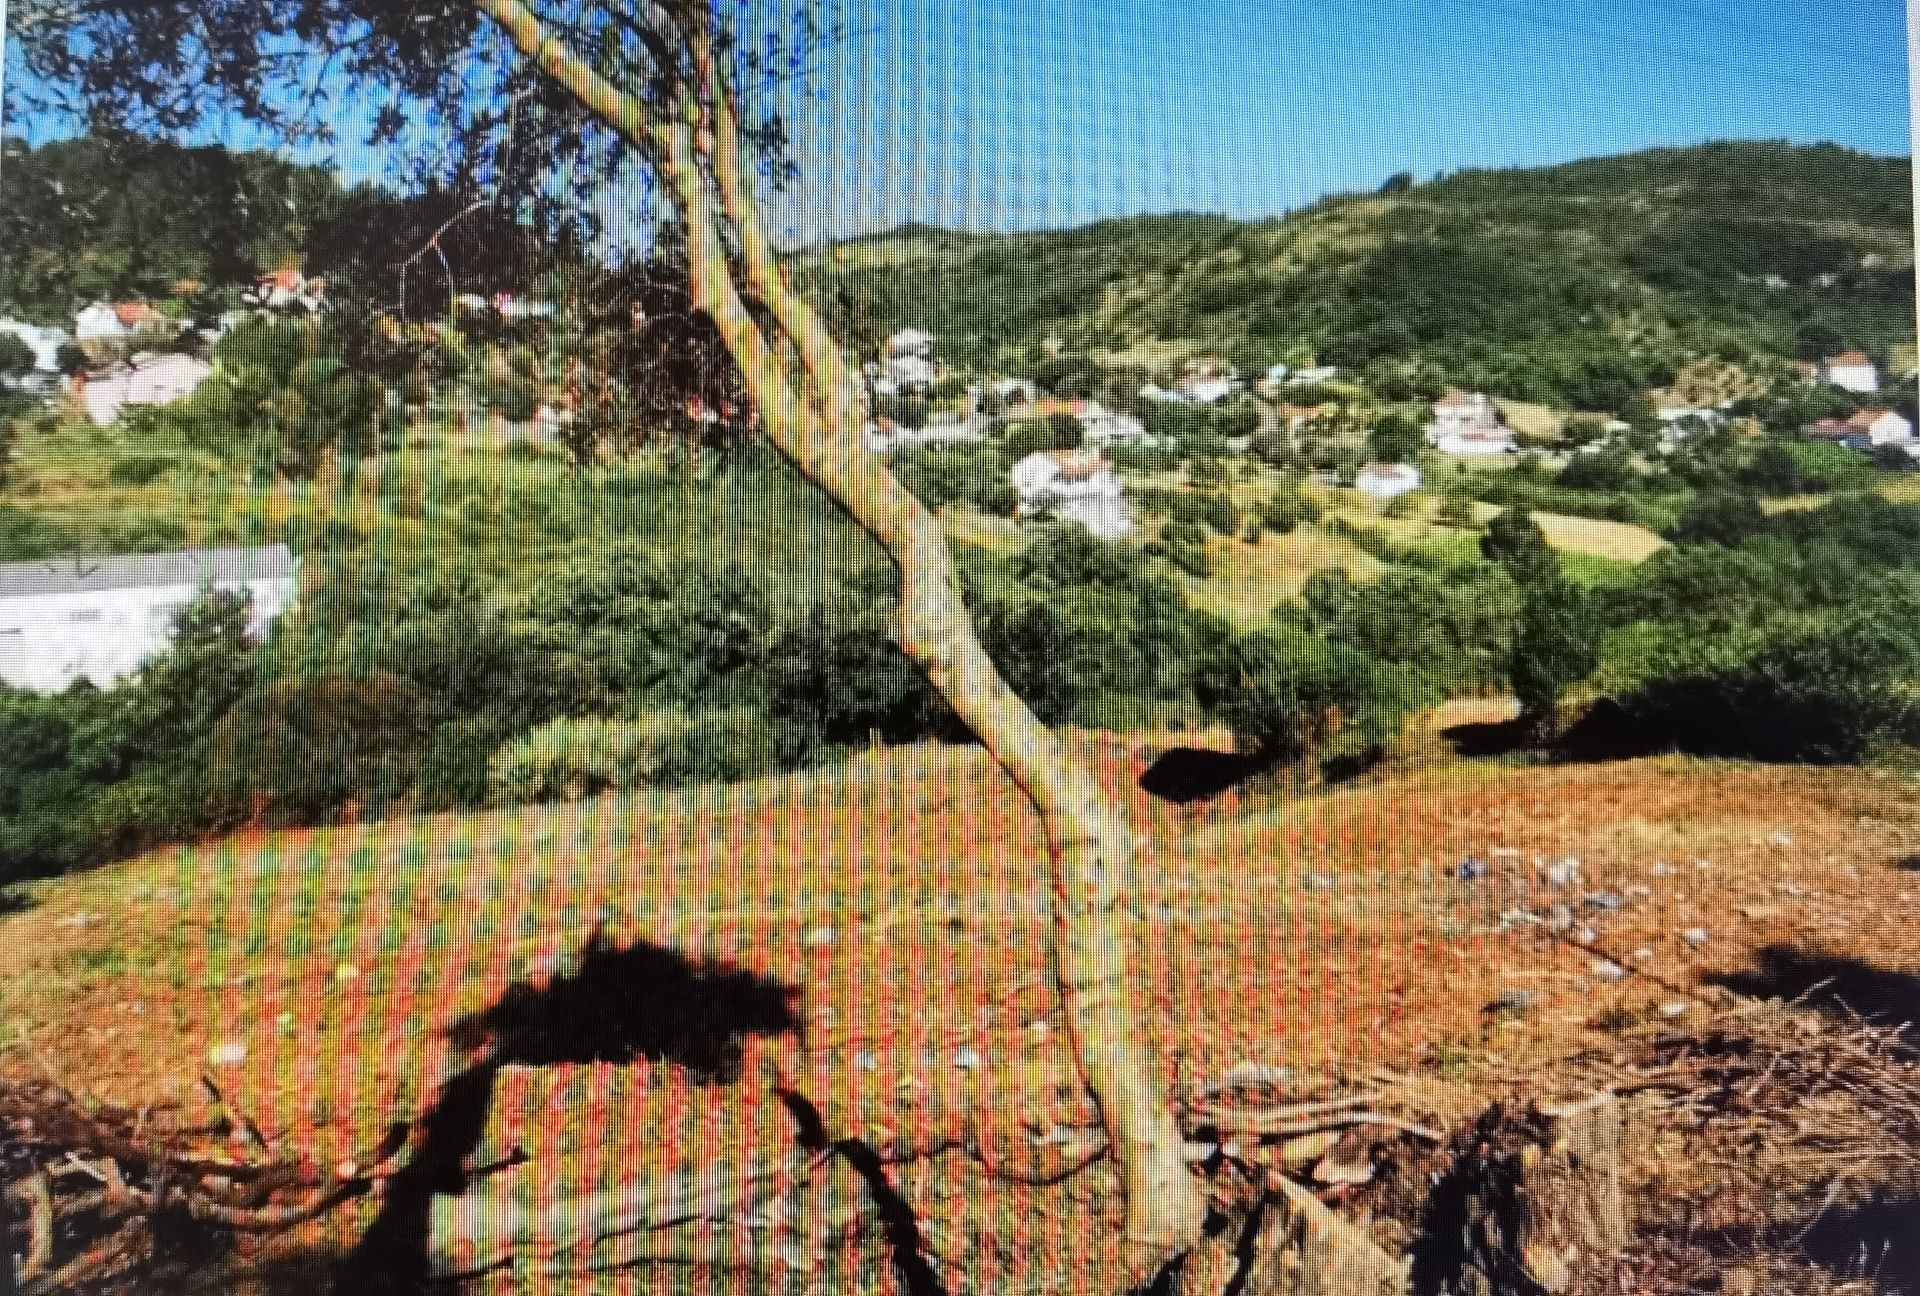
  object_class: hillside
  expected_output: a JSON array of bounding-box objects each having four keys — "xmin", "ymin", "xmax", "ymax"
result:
[
  {"xmin": 0, "ymin": 135, "xmax": 350, "ymax": 326},
  {"xmin": 2, "ymin": 727, "xmax": 1916, "ymax": 1289},
  {"xmin": 794, "ymin": 141, "xmax": 1916, "ymax": 408}
]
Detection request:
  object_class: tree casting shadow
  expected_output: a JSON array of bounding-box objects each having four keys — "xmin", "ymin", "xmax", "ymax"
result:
[
  {"xmin": 336, "ymin": 929, "xmax": 801, "ymax": 1294},
  {"xmin": 1707, "ymin": 945, "xmax": 1920, "ymax": 1028}
]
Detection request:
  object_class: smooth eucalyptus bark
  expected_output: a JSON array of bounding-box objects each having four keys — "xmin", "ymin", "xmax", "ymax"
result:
[{"xmin": 470, "ymin": 0, "xmax": 1208, "ymax": 1261}]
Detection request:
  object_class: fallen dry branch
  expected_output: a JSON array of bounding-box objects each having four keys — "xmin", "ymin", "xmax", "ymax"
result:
[{"xmin": 2, "ymin": 1074, "xmax": 407, "ymax": 1293}]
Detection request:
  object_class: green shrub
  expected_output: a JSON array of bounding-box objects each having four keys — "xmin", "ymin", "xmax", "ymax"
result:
[
  {"xmin": 107, "ymin": 454, "xmax": 176, "ymax": 486},
  {"xmin": 1194, "ymin": 626, "xmax": 1407, "ymax": 764},
  {"xmin": 1509, "ymin": 577, "xmax": 1601, "ymax": 737},
  {"xmin": 487, "ymin": 377, "xmax": 539, "ymax": 422},
  {"xmin": 1258, "ymin": 480, "xmax": 1322, "ymax": 534},
  {"xmin": 1003, "ymin": 413, "xmax": 1083, "ymax": 459},
  {"xmin": 972, "ymin": 597, "xmax": 1082, "ymax": 724},
  {"xmin": 1480, "ymin": 505, "xmax": 1558, "ymax": 584},
  {"xmin": 207, "ymin": 671, "xmax": 433, "ymax": 822},
  {"xmin": 1665, "ymin": 491, "xmax": 1769, "ymax": 547},
  {"xmin": 768, "ymin": 595, "xmax": 943, "ymax": 745},
  {"xmin": 1017, "ymin": 524, "xmax": 1142, "ymax": 589},
  {"xmin": 1437, "ymin": 491, "xmax": 1478, "ymax": 527},
  {"xmin": 488, "ymin": 709, "xmax": 804, "ymax": 802}
]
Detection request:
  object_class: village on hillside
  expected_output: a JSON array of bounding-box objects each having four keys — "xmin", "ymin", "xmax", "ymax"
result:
[{"xmin": 2, "ymin": 81, "xmax": 1920, "ymax": 1295}]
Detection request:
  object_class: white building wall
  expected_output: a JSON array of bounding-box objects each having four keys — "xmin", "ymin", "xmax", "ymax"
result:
[
  {"xmin": 0, "ymin": 577, "xmax": 296, "ymax": 692},
  {"xmin": 1826, "ymin": 363, "xmax": 1880, "ymax": 394}
]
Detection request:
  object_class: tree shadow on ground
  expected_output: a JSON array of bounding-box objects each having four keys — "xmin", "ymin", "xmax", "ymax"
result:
[
  {"xmin": 1896, "ymin": 854, "xmax": 1920, "ymax": 873},
  {"xmin": 775, "ymin": 1089, "xmax": 948, "ymax": 1296},
  {"xmin": 1138, "ymin": 747, "xmax": 1266, "ymax": 804},
  {"xmin": 1799, "ymin": 1193, "xmax": 1920, "ymax": 1296},
  {"xmin": 1706, "ymin": 945, "xmax": 1920, "ymax": 1028},
  {"xmin": 1438, "ymin": 716, "xmax": 1534, "ymax": 758},
  {"xmin": 1554, "ymin": 686, "xmax": 1870, "ymax": 766},
  {"xmin": 336, "ymin": 929, "xmax": 802, "ymax": 1294},
  {"xmin": 0, "ymin": 886, "xmax": 30, "ymax": 917}
]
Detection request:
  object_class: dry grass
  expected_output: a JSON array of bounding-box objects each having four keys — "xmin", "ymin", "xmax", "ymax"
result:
[{"xmin": 1181, "ymin": 525, "xmax": 1384, "ymax": 625}]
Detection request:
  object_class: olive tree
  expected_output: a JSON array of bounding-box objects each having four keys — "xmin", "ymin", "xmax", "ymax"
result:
[{"xmin": 13, "ymin": 0, "xmax": 1207, "ymax": 1271}]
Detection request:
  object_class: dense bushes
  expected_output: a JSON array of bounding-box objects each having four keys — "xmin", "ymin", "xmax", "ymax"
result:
[
  {"xmin": 890, "ymin": 445, "xmax": 1018, "ymax": 515},
  {"xmin": 1194, "ymin": 626, "xmax": 1409, "ymax": 765},
  {"xmin": 1141, "ymin": 398, "xmax": 1260, "ymax": 444},
  {"xmin": 1299, "ymin": 565, "xmax": 1521, "ymax": 690},
  {"xmin": 487, "ymin": 710, "xmax": 808, "ymax": 802},
  {"xmin": 207, "ymin": 672, "xmax": 433, "ymax": 821},
  {"xmin": 0, "ymin": 593, "xmax": 256, "ymax": 877},
  {"xmin": 1509, "ymin": 578, "xmax": 1601, "ymax": 736},
  {"xmin": 769, "ymin": 593, "xmax": 945, "ymax": 745}
]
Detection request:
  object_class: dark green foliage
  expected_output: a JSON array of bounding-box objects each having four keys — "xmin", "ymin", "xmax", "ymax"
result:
[
  {"xmin": 1666, "ymin": 491, "xmax": 1769, "ymax": 547},
  {"xmin": 207, "ymin": 671, "xmax": 433, "ymax": 822},
  {"xmin": 0, "ymin": 135, "xmax": 344, "ymax": 323},
  {"xmin": 382, "ymin": 604, "xmax": 609, "ymax": 732},
  {"xmin": 1367, "ymin": 412, "xmax": 1424, "ymax": 463},
  {"xmin": 769, "ymin": 592, "xmax": 942, "ymax": 746},
  {"xmin": 1437, "ymin": 491, "xmax": 1478, "ymax": 528},
  {"xmin": 1142, "ymin": 399, "xmax": 1260, "ymax": 445},
  {"xmin": 1739, "ymin": 443, "xmax": 1823, "ymax": 496},
  {"xmin": 873, "ymin": 393, "xmax": 930, "ymax": 430},
  {"xmin": 1136, "ymin": 486, "xmax": 1238, "ymax": 536},
  {"xmin": 972, "ymin": 598, "xmax": 1082, "ymax": 725},
  {"xmin": 1570, "ymin": 591, "xmax": 1920, "ymax": 764},
  {"xmin": 1194, "ymin": 627, "xmax": 1406, "ymax": 764},
  {"xmin": 0, "ymin": 593, "xmax": 256, "ymax": 877},
  {"xmin": 1257, "ymin": 479, "xmax": 1322, "ymax": 534},
  {"xmin": 1144, "ymin": 517, "xmax": 1213, "ymax": 576},
  {"xmin": 1301, "ymin": 565, "xmax": 1521, "ymax": 689},
  {"xmin": 1016, "ymin": 524, "xmax": 1142, "ymax": 589},
  {"xmin": 1110, "ymin": 441, "xmax": 1183, "ymax": 473},
  {"xmin": 106, "ymin": 454, "xmax": 176, "ymax": 486},
  {"xmin": 887, "ymin": 445, "xmax": 1018, "ymax": 516},
  {"xmin": 1002, "ymin": 414, "xmax": 1084, "ymax": 459},
  {"xmin": 800, "ymin": 143, "xmax": 1914, "ymax": 411},
  {"xmin": 0, "ymin": 334, "xmax": 34, "ymax": 381},
  {"xmin": 1508, "ymin": 578, "xmax": 1600, "ymax": 736},
  {"xmin": 1555, "ymin": 448, "xmax": 1641, "ymax": 493},
  {"xmin": 1480, "ymin": 505, "xmax": 1558, "ymax": 585}
]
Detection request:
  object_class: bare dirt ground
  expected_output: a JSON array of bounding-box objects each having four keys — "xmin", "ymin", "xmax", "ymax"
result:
[{"xmin": 2, "ymin": 721, "xmax": 1917, "ymax": 1292}]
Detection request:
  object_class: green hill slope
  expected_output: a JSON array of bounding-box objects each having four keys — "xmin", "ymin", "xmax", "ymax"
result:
[{"xmin": 794, "ymin": 141, "xmax": 1915, "ymax": 409}]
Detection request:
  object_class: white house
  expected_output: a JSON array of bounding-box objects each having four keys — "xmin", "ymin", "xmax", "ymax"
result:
[
  {"xmin": 1426, "ymin": 389, "xmax": 1516, "ymax": 454},
  {"xmin": 1078, "ymin": 401, "xmax": 1150, "ymax": 445},
  {"xmin": 1807, "ymin": 407, "xmax": 1915, "ymax": 447},
  {"xmin": 1140, "ymin": 382, "xmax": 1186, "ymax": 404},
  {"xmin": 1177, "ymin": 375, "xmax": 1235, "ymax": 405},
  {"xmin": 1818, "ymin": 349, "xmax": 1880, "ymax": 394},
  {"xmin": 0, "ymin": 319, "xmax": 72, "ymax": 375},
  {"xmin": 1851, "ymin": 408, "xmax": 1915, "ymax": 444},
  {"xmin": 1009, "ymin": 449, "xmax": 1132, "ymax": 539},
  {"xmin": 73, "ymin": 302, "xmax": 132, "ymax": 343},
  {"xmin": 0, "ymin": 546, "xmax": 298, "ymax": 692},
  {"xmin": 878, "ymin": 327, "xmax": 937, "ymax": 394},
  {"xmin": 1265, "ymin": 363, "xmax": 1291, "ymax": 384},
  {"xmin": 1354, "ymin": 463, "xmax": 1422, "ymax": 500},
  {"xmin": 1289, "ymin": 363, "xmax": 1339, "ymax": 384},
  {"xmin": 81, "ymin": 354, "xmax": 214, "ymax": 427}
]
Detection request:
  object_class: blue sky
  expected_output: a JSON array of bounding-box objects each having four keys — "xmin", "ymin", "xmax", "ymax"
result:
[
  {"xmin": 4, "ymin": 0, "xmax": 1911, "ymax": 243},
  {"xmin": 760, "ymin": 0, "xmax": 1912, "ymax": 242}
]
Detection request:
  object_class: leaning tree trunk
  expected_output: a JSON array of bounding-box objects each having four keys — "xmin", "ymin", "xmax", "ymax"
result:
[{"xmin": 469, "ymin": 0, "xmax": 1209, "ymax": 1267}]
